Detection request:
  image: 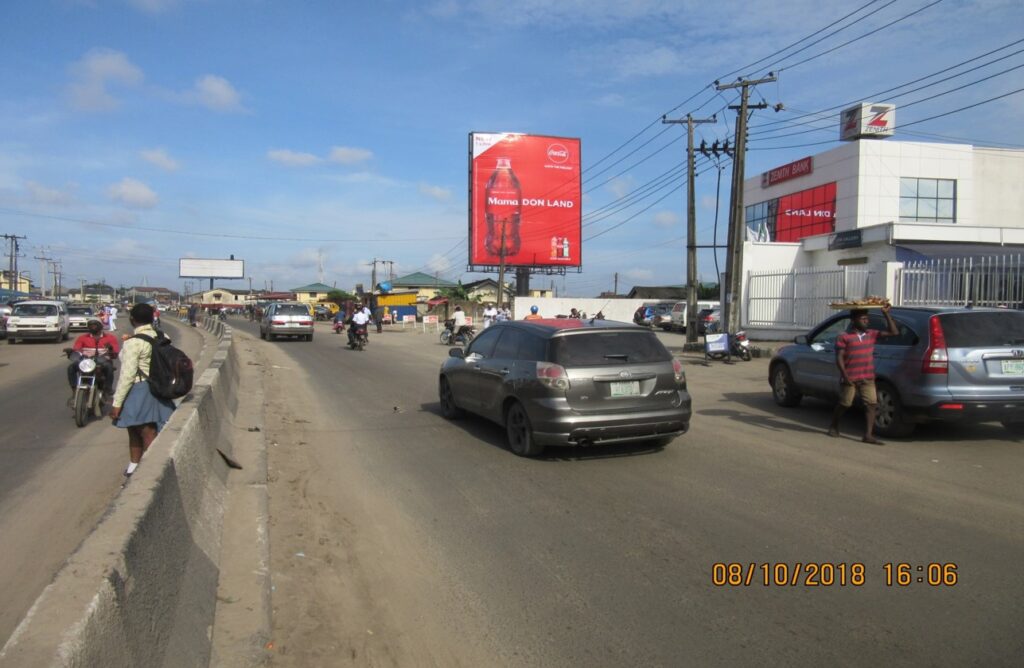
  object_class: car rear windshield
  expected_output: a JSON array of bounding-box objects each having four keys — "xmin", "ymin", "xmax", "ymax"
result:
[
  {"xmin": 13, "ymin": 304, "xmax": 57, "ymax": 316},
  {"xmin": 69, "ymin": 307, "xmax": 93, "ymax": 315},
  {"xmin": 275, "ymin": 305, "xmax": 310, "ymax": 316},
  {"xmin": 939, "ymin": 311, "xmax": 1024, "ymax": 347},
  {"xmin": 550, "ymin": 331, "xmax": 672, "ymax": 366}
]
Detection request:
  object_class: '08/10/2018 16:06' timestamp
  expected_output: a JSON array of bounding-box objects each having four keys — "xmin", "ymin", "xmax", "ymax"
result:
[{"xmin": 711, "ymin": 563, "xmax": 959, "ymax": 587}]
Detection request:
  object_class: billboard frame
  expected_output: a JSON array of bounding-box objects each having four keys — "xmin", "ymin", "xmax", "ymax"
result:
[
  {"xmin": 179, "ymin": 258, "xmax": 245, "ymax": 279},
  {"xmin": 467, "ymin": 131, "xmax": 582, "ymax": 274}
]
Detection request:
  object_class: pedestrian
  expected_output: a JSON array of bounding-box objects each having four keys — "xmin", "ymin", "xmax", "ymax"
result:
[
  {"xmin": 188, "ymin": 303, "xmax": 199, "ymax": 327},
  {"xmin": 98, "ymin": 306, "xmax": 111, "ymax": 330},
  {"xmin": 827, "ymin": 305, "xmax": 899, "ymax": 445},
  {"xmin": 483, "ymin": 302, "xmax": 498, "ymax": 328},
  {"xmin": 524, "ymin": 305, "xmax": 542, "ymax": 320},
  {"xmin": 108, "ymin": 303, "xmax": 119, "ymax": 331},
  {"xmin": 633, "ymin": 304, "xmax": 646, "ymax": 325},
  {"xmin": 109, "ymin": 303, "xmax": 176, "ymax": 477}
]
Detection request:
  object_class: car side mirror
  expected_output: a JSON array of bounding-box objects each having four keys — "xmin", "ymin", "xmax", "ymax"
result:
[
  {"xmin": 448, "ymin": 347, "xmax": 465, "ymax": 359},
  {"xmin": 794, "ymin": 334, "xmax": 808, "ymax": 345}
]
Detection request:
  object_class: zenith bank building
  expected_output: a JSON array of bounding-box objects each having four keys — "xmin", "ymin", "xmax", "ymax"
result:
[{"xmin": 739, "ymin": 103, "xmax": 1024, "ymax": 333}]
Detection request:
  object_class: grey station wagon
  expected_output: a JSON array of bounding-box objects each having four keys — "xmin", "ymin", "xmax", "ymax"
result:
[
  {"xmin": 769, "ymin": 307, "xmax": 1024, "ymax": 437},
  {"xmin": 439, "ymin": 319, "xmax": 692, "ymax": 456}
]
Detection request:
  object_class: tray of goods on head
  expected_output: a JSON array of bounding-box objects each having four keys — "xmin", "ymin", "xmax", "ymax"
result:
[{"xmin": 829, "ymin": 296, "xmax": 891, "ymax": 310}]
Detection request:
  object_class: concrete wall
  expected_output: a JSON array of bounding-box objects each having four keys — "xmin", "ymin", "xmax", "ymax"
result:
[
  {"xmin": 0, "ymin": 316, "xmax": 236, "ymax": 667},
  {"xmin": 510, "ymin": 297, "xmax": 650, "ymax": 323}
]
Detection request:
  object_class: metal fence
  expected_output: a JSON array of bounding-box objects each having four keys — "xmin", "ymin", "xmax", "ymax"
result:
[
  {"xmin": 747, "ymin": 266, "xmax": 874, "ymax": 329},
  {"xmin": 896, "ymin": 254, "xmax": 1024, "ymax": 308}
]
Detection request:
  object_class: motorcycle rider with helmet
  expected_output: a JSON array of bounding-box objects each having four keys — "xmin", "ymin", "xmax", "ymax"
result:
[
  {"xmin": 63, "ymin": 319, "xmax": 120, "ymax": 398},
  {"xmin": 524, "ymin": 305, "xmax": 543, "ymax": 320},
  {"xmin": 347, "ymin": 302, "xmax": 372, "ymax": 348}
]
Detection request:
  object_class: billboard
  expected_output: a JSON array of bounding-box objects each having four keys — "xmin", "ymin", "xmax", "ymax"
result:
[
  {"xmin": 179, "ymin": 258, "xmax": 245, "ymax": 279},
  {"xmin": 468, "ymin": 132, "xmax": 581, "ymax": 268},
  {"xmin": 840, "ymin": 103, "xmax": 895, "ymax": 141}
]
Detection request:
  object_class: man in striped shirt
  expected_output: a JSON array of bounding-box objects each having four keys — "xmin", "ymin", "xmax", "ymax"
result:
[{"xmin": 828, "ymin": 305, "xmax": 899, "ymax": 444}]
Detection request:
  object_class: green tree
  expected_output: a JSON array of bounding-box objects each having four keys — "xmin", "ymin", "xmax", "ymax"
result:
[
  {"xmin": 437, "ymin": 281, "xmax": 471, "ymax": 300},
  {"xmin": 327, "ymin": 289, "xmax": 355, "ymax": 303}
]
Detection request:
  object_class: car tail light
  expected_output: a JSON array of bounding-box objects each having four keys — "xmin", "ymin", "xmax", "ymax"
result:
[
  {"xmin": 672, "ymin": 358, "xmax": 686, "ymax": 387},
  {"xmin": 272, "ymin": 319, "xmax": 286, "ymax": 325},
  {"xmin": 922, "ymin": 315, "xmax": 949, "ymax": 374},
  {"xmin": 298, "ymin": 319, "xmax": 312, "ymax": 325},
  {"xmin": 939, "ymin": 403, "xmax": 964, "ymax": 410},
  {"xmin": 536, "ymin": 362, "xmax": 570, "ymax": 390}
]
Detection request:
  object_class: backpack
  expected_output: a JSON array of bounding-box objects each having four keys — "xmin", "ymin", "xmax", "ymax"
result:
[{"xmin": 133, "ymin": 333, "xmax": 194, "ymax": 400}]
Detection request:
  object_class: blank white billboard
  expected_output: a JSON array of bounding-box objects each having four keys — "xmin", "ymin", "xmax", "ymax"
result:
[{"xmin": 179, "ymin": 258, "xmax": 245, "ymax": 278}]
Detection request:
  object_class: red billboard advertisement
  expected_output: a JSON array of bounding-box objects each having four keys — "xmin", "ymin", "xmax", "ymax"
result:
[
  {"xmin": 776, "ymin": 182, "xmax": 836, "ymax": 242},
  {"xmin": 469, "ymin": 132, "xmax": 582, "ymax": 268}
]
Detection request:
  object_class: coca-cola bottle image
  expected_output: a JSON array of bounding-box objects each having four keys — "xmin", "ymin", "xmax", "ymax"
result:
[{"xmin": 484, "ymin": 158, "xmax": 521, "ymax": 258}]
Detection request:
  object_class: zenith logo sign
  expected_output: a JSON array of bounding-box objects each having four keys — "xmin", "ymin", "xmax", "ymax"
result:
[{"xmin": 867, "ymin": 106, "xmax": 891, "ymax": 128}]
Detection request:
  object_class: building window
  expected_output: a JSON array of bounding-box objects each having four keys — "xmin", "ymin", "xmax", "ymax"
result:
[{"xmin": 899, "ymin": 178, "xmax": 956, "ymax": 222}]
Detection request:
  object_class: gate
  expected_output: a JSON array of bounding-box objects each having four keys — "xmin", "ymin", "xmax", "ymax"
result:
[
  {"xmin": 747, "ymin": 266, "xmax": 874, "ymax": 329},
  {"xmin": 896, "ymin": 254, "xmax": 1024, "ymax": 308}
]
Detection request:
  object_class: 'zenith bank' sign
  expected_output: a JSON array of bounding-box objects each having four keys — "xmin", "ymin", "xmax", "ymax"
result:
[{"xmin": 761, "ymin": 156, "xmax": 813, "ymax": 188}]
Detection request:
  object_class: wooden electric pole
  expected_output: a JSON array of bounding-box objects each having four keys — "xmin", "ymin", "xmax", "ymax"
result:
[
  {"xmin": 663, "ymin": 113, "xmax": 716, "ymax": 342},
  {"xmin": 716, "ymin": 74, "xmax": 775, "ymax": 335}
]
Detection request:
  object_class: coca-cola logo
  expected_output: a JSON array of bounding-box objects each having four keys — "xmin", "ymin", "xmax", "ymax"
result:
[{"xmin": 547, "ymin": 143, "xmax": 569, "ymax": 164}]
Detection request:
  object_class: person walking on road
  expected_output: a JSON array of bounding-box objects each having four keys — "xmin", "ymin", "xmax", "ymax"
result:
[
  {"xmin": 109, "ymin": 303, "xmax": 176, "ymax": 477},
  {"xmin": 827, "ymin": 305, "xmax": 899, "ymax": 445},
  {"xmin": 483, "ymin": 303, "xmax": 498, "ymax": 329}
]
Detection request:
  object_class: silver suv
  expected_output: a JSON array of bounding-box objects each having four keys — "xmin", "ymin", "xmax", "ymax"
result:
[
  {"xmin": 769, "ymin": 307, "xmax": 1024, "ymax": 437},
  {"xmin": 439, "ymin": 319, "xmax": 692, "ymax": 456},
  {"xmin": 5, "ymin": 300, "xmax": 69, "ymax": 343}
]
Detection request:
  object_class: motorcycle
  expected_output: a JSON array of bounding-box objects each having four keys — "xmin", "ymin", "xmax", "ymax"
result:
[
  {"xmin": 440, "ymin": 319, "xmax": 476, "ymax": 346},
  {"xmin": 732, "ymin": 330, "xmax": 752, "ymax": 361},
  {"xmin": 348, "ymin": 323, "xmax": 369, "ymax": 351},
  {"xmin": 333, "ymin": 320, "xmax": 345, "ymax": 334},
  {"xmin": 66, "ymin": 350, "xmax": 114, "ymax": 427}
]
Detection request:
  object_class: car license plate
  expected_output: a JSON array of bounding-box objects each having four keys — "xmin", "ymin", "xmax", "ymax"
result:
[
  {"xmin": 1002, "ymin": 360, "xmax": 1024, "ymax": 376},
  {"xmin": 610, "ymin": 381, "xmax": 640, "ymax": 397}
]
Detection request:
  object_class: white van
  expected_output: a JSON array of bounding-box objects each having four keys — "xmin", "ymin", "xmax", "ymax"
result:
[
  {"xmin": 5, "ymin": 300, "xmax": 70, "ymax": 343},
  {"xmin": 669, "ymin": 300, "xmax": 720, "ymax": 332}
]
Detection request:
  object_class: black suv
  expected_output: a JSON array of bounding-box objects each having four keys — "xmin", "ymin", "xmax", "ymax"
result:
[{"xmin": 439, "ymin": 319, "xmax": 692, "ymax": 456}]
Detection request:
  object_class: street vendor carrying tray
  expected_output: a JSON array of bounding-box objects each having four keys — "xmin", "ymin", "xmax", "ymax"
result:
[{"xmin": 830, "ymin": 295, "xmax": 891, "ymax": 310}]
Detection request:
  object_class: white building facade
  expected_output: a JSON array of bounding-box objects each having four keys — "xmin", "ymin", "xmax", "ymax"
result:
[{"xmin": 739, "ymin": 136, "xmax": 1024, "ymax": 337}]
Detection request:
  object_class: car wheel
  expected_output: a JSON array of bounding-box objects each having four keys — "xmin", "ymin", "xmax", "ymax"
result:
[
  {"xmin": 505, "ymin": 401, "xmax": 543, "ymax": 457},
  {"xmin": 874, "ymin": 382, "xmax": 915, "ymax": 438},
  {"xmin": 647, "ymin": 435, "xmax": 677, "ymax": 448},
  {"xmin": 771, "ymin": 364, "xmax": 802, "ymax": 407},
  {"xmin": 438, "ymin": 377, "xmax": 464, "ymax": 419},
  {"xmin": 306, "ymin": 334, "xmax": 313, "ymax": 342},
  {"xmin": 1001, "ymin": 421, "xmax": 1024, "ymax": 436},
  {"xmin": 7, "ymin": 338, "xmax": 15, "ymax": 344}
]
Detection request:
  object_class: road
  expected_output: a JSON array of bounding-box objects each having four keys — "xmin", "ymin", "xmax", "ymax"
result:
[
  {"xmin": 0, "ymin": 319, "xmax": 206, "ymax": 645},
  {"xmin": 230, "ymin": 318, "xmax": 1024, "ymax": 667}
]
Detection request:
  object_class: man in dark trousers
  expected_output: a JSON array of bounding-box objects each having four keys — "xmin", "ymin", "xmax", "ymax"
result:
[{"xmin": 828, "ymin": 304, "xmax": 900, "ymax": 444}]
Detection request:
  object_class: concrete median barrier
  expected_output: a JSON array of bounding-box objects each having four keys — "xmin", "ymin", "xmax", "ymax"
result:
[{"xmin": 0, "ymin": 316, "xmax": 243, "ymax": 667}]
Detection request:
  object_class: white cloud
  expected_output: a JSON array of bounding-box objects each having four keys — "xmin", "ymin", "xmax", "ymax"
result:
[
  {"xmin": 700, "ymin": 195, "xmax": 719, "ymax": 211},
  {"xmin": 140, "ymin": 147, "xmax": 180, "ymax": 171},
  {"xmin": 427, "ymin": 253, "xmax": 452, "ymax": 274},
  {"xmin": 67, "ymin": 48, "xmax": 144, "ymax": 111},
  {"xmin": 267, "ymin": 149, "xmax": 322, "ymax": 167},
  {"xmin": 418, "ymin": 183, "xmax": 452, "ymax": 202},
  {"xmin": 25, "ymin": 180, "xmax": 75, "ymax": 206},
  {"xmin": 623, "ymin": 268, "xmax": 654, "ymax": 281},
  {"xmin": 328, "ymin": 146, "xmax": 373, "ymax": 164},
  {"xmin": 126, "ymin": 0, "xmax": 180, "ymax": 12},
  {"xmin": 606, "ymin": 175, "xmax": 636, "ymax": 199},
  {"xmin": 652, "ymin": 210, "xmax": 679, "ymax": 228},
  {"xmin": 574, "ymin": 39, "xmax": 683, "ymax": 80},
  {"xmin": 189, "ymin": 75, "xmax": 246, "ymax": 113},
  {"xmin": 107, "ymin": 177, "xmax": 158, "ymax": 209}
]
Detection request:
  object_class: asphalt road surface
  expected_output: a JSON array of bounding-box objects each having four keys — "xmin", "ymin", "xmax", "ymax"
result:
[
  {"xmin": 233, "ymin": 318, "xmax": 1024, "ymax": 667},
  {"xmin": 0, "ymin": 319, "xmax": 205, "ymax": 645}
]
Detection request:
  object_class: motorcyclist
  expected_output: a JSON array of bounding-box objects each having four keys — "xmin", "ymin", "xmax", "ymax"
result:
[
  {"xmin": 452, "ymin": 305, "xmax": 473, "ymax": 339},
  {"xmin": 524, "ymin": 305, "xmax": 542, "ymax": 320},
  {"xmin": 63, "ymin": 319, "xmax": 120, "ymax": 398},
  {"xmin": 348, "ymin": 302, "xmax": 372, "ymax": 347}
]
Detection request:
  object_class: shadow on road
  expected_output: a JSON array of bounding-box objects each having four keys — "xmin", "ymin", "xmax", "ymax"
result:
[{"xmin": 419, "ymin": 401, "xmax": 669, "ymax": 461}]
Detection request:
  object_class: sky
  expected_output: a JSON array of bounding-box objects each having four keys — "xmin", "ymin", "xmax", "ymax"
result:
[{"xmin": 1, "ymin": 0, "xmax": 1023, "ymax": 297}]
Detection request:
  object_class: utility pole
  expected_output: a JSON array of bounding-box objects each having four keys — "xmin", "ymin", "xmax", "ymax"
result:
[
  {"xmin": 716, "ymin": 74, "xmax": 776, "ymax": 335},
  {"xmin": 4, "ymin": 234, "xmax": 27, "ymax": 291},
  {"xmin": 34, "ymin": 251, "xmax": 52, "ymax": 297},
  {"xmin": 496, "ymin": 226, "xmax": 507, "ymax": 310},
  {"xmin": 614, "ymin": 272, "xmax": 618, "ymax": 296},
  {"xmin": 663, "ymin": 113, "xmax": 716, "ymax": 342}
]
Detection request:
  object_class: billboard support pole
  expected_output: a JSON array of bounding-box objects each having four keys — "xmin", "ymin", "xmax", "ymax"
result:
[{"xmin": 496, "ymin": 226, "xmax": 507, "ymax": 309}]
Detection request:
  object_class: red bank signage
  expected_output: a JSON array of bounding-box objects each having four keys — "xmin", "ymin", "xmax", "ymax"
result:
[
  {"xmin": 761, "ymin": 156, "xmax": 813, "ymax": 188},
  {"xmin": 468, "ymin": 132, "xmax": 582, "ymax": 268}
]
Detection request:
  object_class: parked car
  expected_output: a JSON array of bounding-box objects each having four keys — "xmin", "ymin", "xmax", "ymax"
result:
[
  {"xmin": 636, "ymin": 301, "xmax": 674, "ymax": 329},
  {"xmin": 768, "ymin": 306, "xmax": 1024, "ymax": 437},
  {"xmin": 669, "ymin": 300, "xmax": 720, "ymax": 332},
  {"xmin": 697, "ymin": 308, "xmax": 721, "ymax": 335},
  {"xmin": 313, "ymin": 305, "xmax": 332, "ymax": 321},
  {"xmin": 67, "ymin": 304, "xmax": 97, "ymax": 332},
  {"xmin": 5, "ymin": 300, "xmax": 69, "ymax": 343},
  {"xmin": 260, "ymin": 302, "xmax": 315, "ymax": 341},
  {"xmin": 438, "ymin": 319, "xmax": 692, "ymax": 456}
]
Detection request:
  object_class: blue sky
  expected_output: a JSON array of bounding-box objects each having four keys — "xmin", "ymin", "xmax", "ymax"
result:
[{"xmin": 1, "ymin": 0, "xmax": 1023, "ymax": 296}]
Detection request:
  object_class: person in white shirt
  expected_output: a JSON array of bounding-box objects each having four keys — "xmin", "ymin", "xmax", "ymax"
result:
[
  {"xmin": 348, "ymin": 303, "xmax": 372, "ymax": 347},
  {"xmin": 108, "ymin": 304, "xmax": 118, "ymax": 331},
  {"xmin": 482, "ymin": 303, "xmax": 498, "ymax": 329},
  {"xmin": 452, "ymin": 305, "xmax": 467, "ymax": 335}
]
